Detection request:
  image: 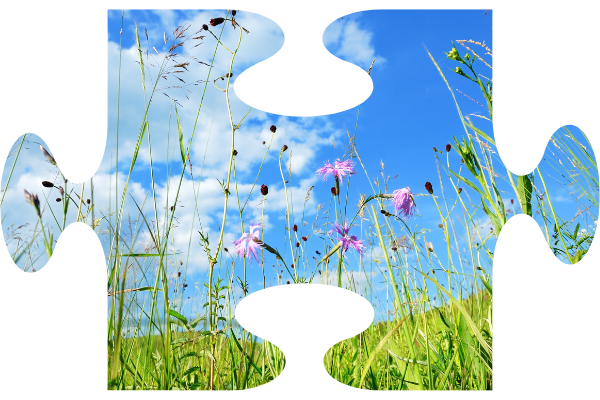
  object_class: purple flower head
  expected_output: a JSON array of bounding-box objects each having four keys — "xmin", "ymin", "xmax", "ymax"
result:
[
  {"xmin": 328, "ymin": 221, "xmax": 365, "ymax": 255},
  {"xmin": 391, "ymin": 187, "xmax": 417, "ymax": 218},
  {"xmin": 316, "ymin": 159, "xmax": 356, "ymax": 185},
  {"xmin": 233, "ymin": 223, "xmax": 263, "ymax": 263}
]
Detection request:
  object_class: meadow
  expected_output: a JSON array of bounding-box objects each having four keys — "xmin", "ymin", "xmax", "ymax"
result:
[{"xmin": 1, "ymin": 10, "xmax": 597, "ymax": 390}]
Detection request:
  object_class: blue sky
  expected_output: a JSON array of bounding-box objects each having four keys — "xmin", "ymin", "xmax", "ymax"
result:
[{"xmin": 1, "ymin": 9, "xmax": 597, "ymax": 323}]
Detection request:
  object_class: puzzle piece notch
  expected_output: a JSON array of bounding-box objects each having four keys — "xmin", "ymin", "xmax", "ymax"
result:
[
  {"xmin": 235, "ymin": 284, "xmax": 373, "ymax": 391},
  {"xmin": 234, "ymin": 10, "xmax": 373, "ymax": 116}
]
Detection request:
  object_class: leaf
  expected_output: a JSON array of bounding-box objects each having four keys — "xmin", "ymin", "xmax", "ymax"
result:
[
  {"xmin": 182, "ymin": 366, "xmax": 200, "ymax": 377},
  {"xmin": 169, "ymin": 309, "xmax": 188, "ymax": 326},
  {"xmin": 450, "ymin": 170, "xmax": 486, "ymax": 198},
  {"xmin": 492, "ymin": 183, "xmax": 506, "ymax": 224},
  {"xmin": 175, "ymin": 105, "xmax": 187, "ymax": 167},
  {"xmin": 516, "ymin": 174, "xmax": 533, "ymax": 216},
  {"xmin": 481, "ymin": 197, "xmax": 502, "ymax": 236},
  {"xmin": 479, "ymin": 275, "xmax": 493, "ymax": 296}
]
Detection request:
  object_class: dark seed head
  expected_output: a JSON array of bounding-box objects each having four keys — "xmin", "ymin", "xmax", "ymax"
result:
[
  {"xmin": 293, "ymin": 224, "xmax": 297, "ymax": 232},
  {"xmin": 56, "ymin": 197, "xmax": 61, "ymax": 202},
  {"xmin": 170, "ymin": 206, "xmax": 174, "ymax": 211},
  {"xmin": 302, "ymin": 236, "xmax": 307, "ymax": 241},
  {"xmin": 232, "ymin": 10, "xmax": 237, "ymax": 16},
  {"xmin": 446, "ymin": 144, "xmax": 452, "ymax": 152},
  {"xmin": 331, "ymin": 187, "xmax": 338, "ymax": 196},
  {"xmin": 281, "ymin": 144, "xmax": 288, "ymax": 152},
  {"xmin": 511, "ymin": 199, "xmax": 514, "ymax": 204},
  {"xmin": 262, "ymin": 141, "xmax": 266, "ymax": 145},
  {"xmin": 202, "ymin": 24, "xmax": 208, "ymax": 30},
  {"xmin": 425, "ymin": 181, "xmax": 433, "ymax": 194},
  {"xmin": 183, "ymin": 284, "xmax": 188, "ymax": 288},
  {"xmin": 178, "ymin": 272, "xmax": 181, "ymax": 277},
  {"xmin": 287, "ymin": 281, "xmax": 290, "ymax": 284},
  {"xmin": 225, "ymin": 72, "xmax": 233, "ymax": 78},
  {"xmin": 461, "ymin": 158, "xmax": 464, "ymax": 164},
  {"xmin": 261, "ymin": 184, "xmax": 268, "ymax": 196},
  {"xmin": 296, "ymin": 242, "xmax": 300, "ymax": 248},
  {"xmin": 458, "ymin": 187, "xmax": 463, "ymax": 194},
  {"xmin": 86, "ymin": 199, "xmax": 90, "ymax": 205},
  {"xmin": 42, "ymin": 181, "xmax": 54, "ymax": 188},
  {"xmin": 270, "ymin": 125, "xmax": 277, "ymax": 133},
  {"xmin": 433, "ymin": 147, "xmax": 437, "ymax": 152},
  {"xmin": 291, "ymin": 264, "xmax": 294, "ymax": 269},
  {"xmin": 233, "ymin": 149, "xmax": 238, "ymax": 156},
  {"xmin": 210, "ymin": 17, "xmax": 225, "ymax": 26},
  {"xmin": 224, "ymin": 248, "xmax": 229, "ymax": 252},
  {"xmin": 316, "ymin": 250, "xmax": 321, "ymax": 255}
]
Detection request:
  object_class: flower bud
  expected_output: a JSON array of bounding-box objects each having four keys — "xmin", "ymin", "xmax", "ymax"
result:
[
  {"xmin": 40, "ymin": 145, "xmax": 56, "ymax": 166},
  {"xmin": 210, "ymin": 18, "xmax": 224, "ymax": 26},
  {"xmin": 425, "ymin": 181, "xmax": 433, "ymax": 194}
]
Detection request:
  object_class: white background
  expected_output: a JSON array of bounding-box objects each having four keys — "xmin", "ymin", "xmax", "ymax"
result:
[{"xmin": 0, "ymin": 1, "xmax": 598, "ymax": 399}]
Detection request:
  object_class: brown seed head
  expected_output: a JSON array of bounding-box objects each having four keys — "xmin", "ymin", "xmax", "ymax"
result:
[
  {"xmin": 202, "ymin": 24, "xmax": 208, "ymax": 30},
  {"xmin": 87, "ymin": 199, "xmax": 90, "ymax": 205},
  {"xmin": 232, "ymin": 10, "xmax": 237, "ymax": 16},
  {"xmin": 261, "ymin": 184, "xmax": 268, "ymax": 196},
  {"xmin": 302, "ymin": 236, "xmax": 307, "ymax": 241},
  {"xmin": 296, "ymin": 242, "xmax": 300, "ymax": 248},
  {"xmin": 281, "ymin": 144, "xmax": 288, "ymax": 152},
  {"xmin": 438, "ymin": 224, "xmax": 443, "ymax": 228},
  {"xmin": 233, "ymin": 149, "xmax": 238, "ymax": 156},
  {"xmin": 433, "ymin": 147, "xmax": 437, "ymax": 152},
  {"xmin": 293, "ymin": 224, "xmax": 298, "ymax": 232},
  {"xmin": 270, "ymin": 125, "xmax": 277, "ymax": 133},
  {"xmin": 331, "ymin": 186, "xmax": 338, "ymax": 196},
  {"xmin": 446, "ymin": 144, "xmax": 452, "ymax": 152},
  {"xmin": 56, "ymin": 197, "xmax": 61, "ymax": 202},
  {"xmin": 291, "ymin": 264, "xmax": 294, "ymax": 269},
  {"xmin": 42, "ymin": 181, "xmax": 54, "ymax": 188},
  {"xmin": 458, "ymin": 187, "xmax": 463, "ymax": 194}
]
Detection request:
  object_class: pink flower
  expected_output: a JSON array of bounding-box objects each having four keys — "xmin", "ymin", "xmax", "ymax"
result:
[
  {"xmin": 391, "ymin": 187, "xmax": 417, "ymax": 218},
  {"xmin": 316, "ymin": 159, "xmax": 356, "ymax": 185},
  {"xmin": 233, "ymin": 223, "xmax": 263, "ymax": 263},
  {"xmin": 328, "ymin": 221, "xmax": 365, "ymax": 255}
]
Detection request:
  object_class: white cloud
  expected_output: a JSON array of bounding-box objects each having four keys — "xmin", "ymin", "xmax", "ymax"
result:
[{"xmin": 323, "ymin": 14, "xmax": 385, "ymax": 70}]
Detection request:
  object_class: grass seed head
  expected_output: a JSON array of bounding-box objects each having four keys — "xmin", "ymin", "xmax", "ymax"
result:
[
  {"xmin": 261, "ymin": 184, "xmax": 268, "ymax": 196},
  {"xmin": 270, "ymin": 125, "xmax": 277, "ymax": 133},
  {"xmin": 42, "ymin": 181, "xmax": 54, "ymax": 188}
]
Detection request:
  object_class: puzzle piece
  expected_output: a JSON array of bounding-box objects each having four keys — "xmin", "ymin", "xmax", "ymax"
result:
[{"xmin": 1, "ymin": 3, "xmax": 599, "ymax": 398}]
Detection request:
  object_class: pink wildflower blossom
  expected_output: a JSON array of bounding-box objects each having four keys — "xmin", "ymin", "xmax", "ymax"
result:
[
  {"xmin": 328, "ymin": 221, "xmax": 365, "ymax": 255},
  {"xmin": 391, "ymin": 187, "xmax": 417, "ymax": 218},
  {"xmin": 233, "ymin": 223, "xmax": 263, "ymax": 263},
  {"xmin": 316, "ymin": 159, "xmax": 356, "ymax": 185}
]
